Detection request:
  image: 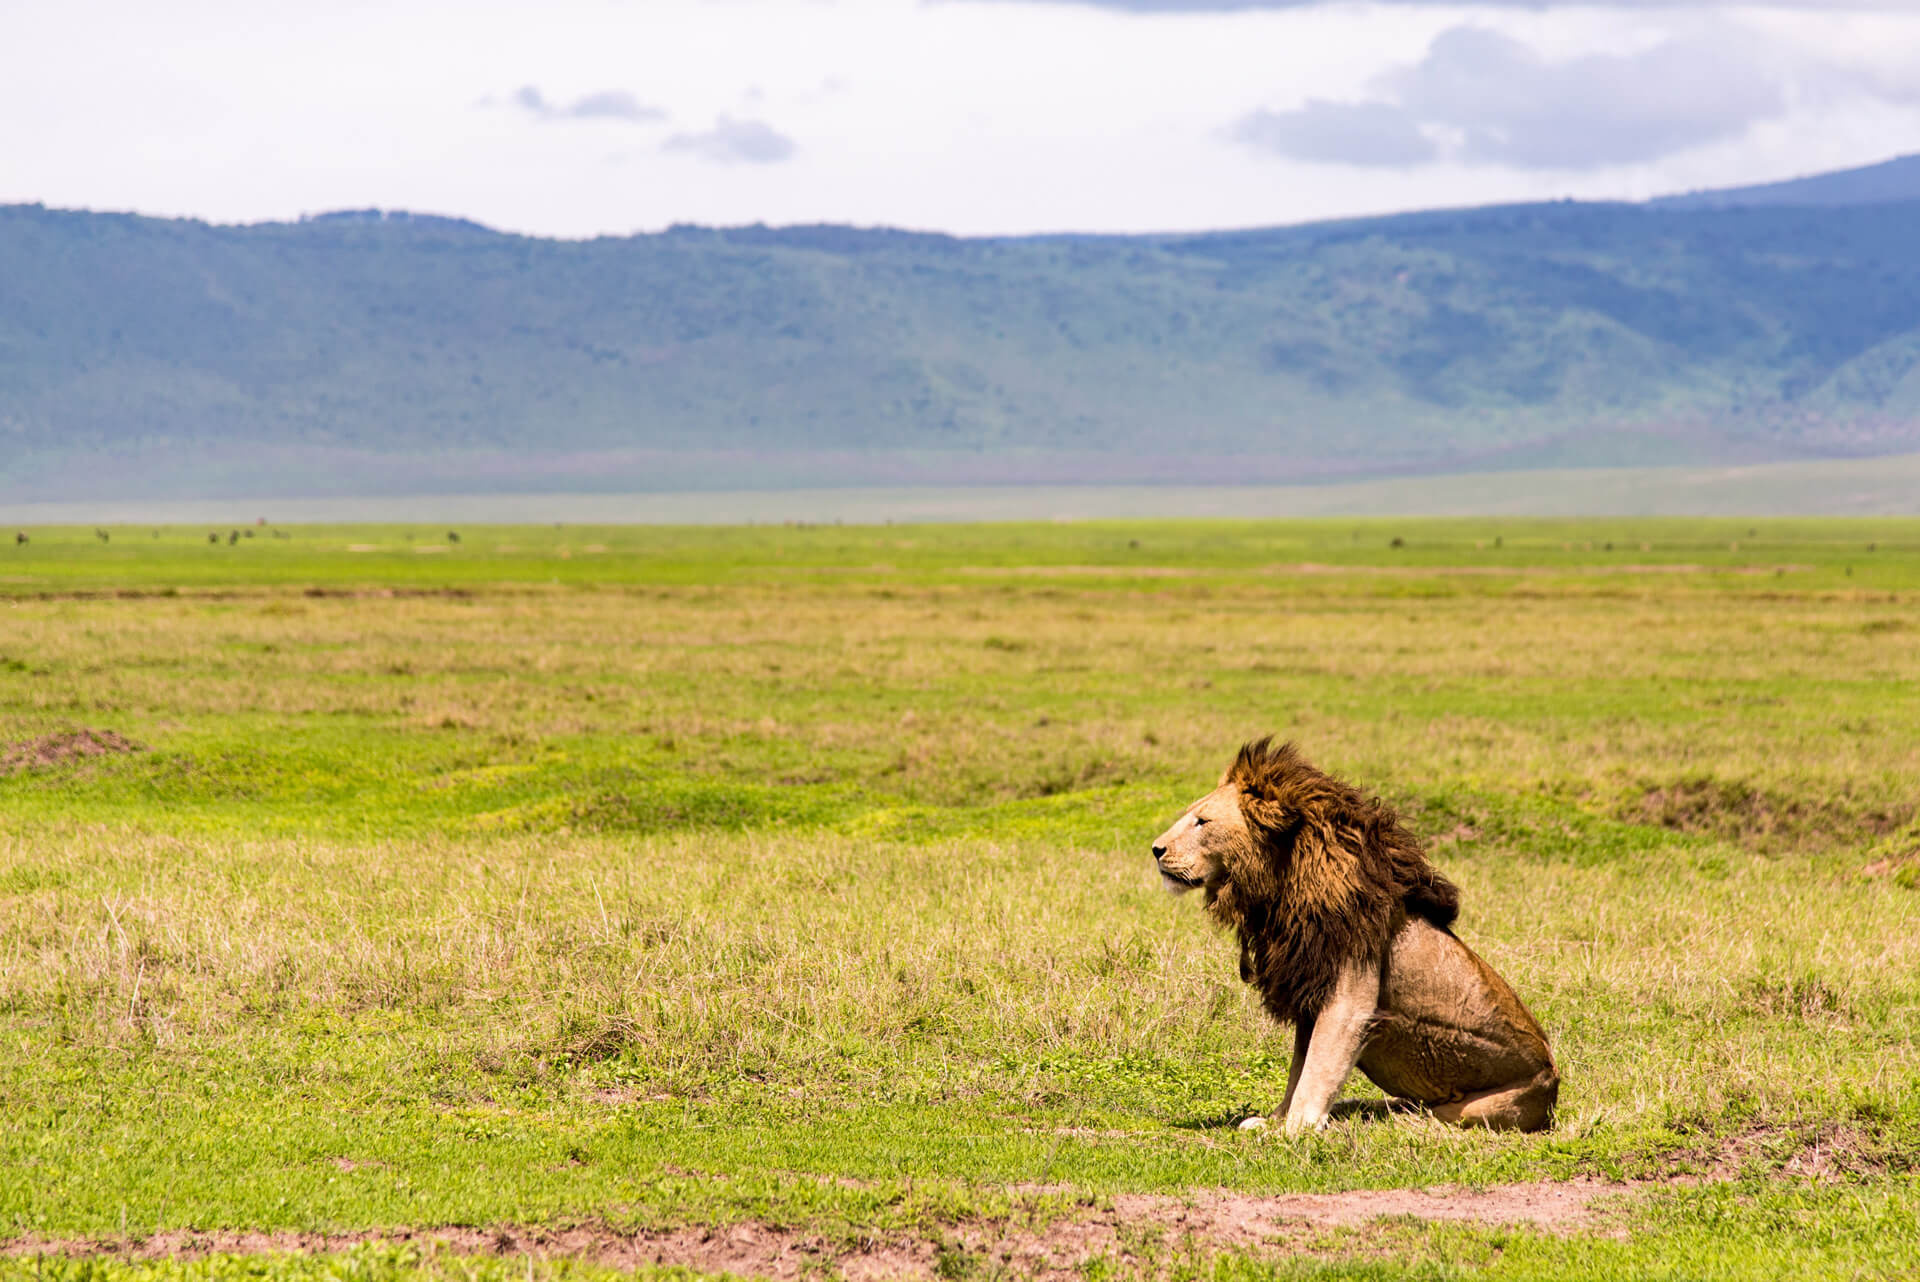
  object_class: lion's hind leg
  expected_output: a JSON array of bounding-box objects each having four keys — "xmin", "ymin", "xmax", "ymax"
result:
[{"xmin": 1429, "ymin": 1067, "xmax": 1559, "ymax": 1133}]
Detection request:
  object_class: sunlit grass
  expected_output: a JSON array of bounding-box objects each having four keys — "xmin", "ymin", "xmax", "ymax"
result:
[{"xmin": 3, "ymin": 519, "xmax": 1918, "ymax": 1275}]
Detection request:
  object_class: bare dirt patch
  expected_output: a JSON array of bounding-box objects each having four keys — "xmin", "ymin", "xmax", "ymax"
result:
[
  {"xmin": 1666, "ymin": 1120, "xmax": 1905, "ymax": 1182},
  {"xmin": 1, "ymin": 728, "xmax": 142, "ymax": 774},
  {"xmin": 1860, "ymin": 853, "xmax": 1920, "ymax": 888},
  {"xmin": 1859, "ymin": 821, "xmax": 1920, "ymax": 884},
  {"xmin": 963, "ymin": 1182, "xmax": 1623, "ymax": 1277},
  {"xmin": 1626, "ymin": 777, "xmax": 1913, "ymax": 852},
  {"xmin": 2, "ymin": 1180, "xmax": 1640, "ymax": 1278},
  {"xmin": 1423, "ymin": 822, "xmax": 1482, "ymax": 851}
]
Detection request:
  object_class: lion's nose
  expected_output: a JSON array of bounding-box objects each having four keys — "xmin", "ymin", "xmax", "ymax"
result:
[{"xmin": 1152, "ymin": 844, "xmax": 1167, "ymax": 860}]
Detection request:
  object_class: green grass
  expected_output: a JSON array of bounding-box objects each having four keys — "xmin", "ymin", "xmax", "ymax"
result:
[
  {"xmin": 0, "ymin": 1247, "xmax": 719, "ymax": 1282},
  {"xmin": 4, "ymin": 519, "xmax": 1918, "ymax": 1278}
]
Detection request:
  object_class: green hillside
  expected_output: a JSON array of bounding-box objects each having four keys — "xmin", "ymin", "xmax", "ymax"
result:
[{"xmin": 5, "ymin": 197, "xmax": 1920, "ymax": 499}]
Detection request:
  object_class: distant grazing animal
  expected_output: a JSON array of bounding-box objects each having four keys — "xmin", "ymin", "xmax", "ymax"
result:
[
  {"xmin": 208, "ymin": 532, "xmax": 220, "ymax": 544},
  {"xmin": 1152, "ymin": 738, "xmax": 1558, "ymax": 1134},
  {"xmin": 14, "ymin": 531, "xmax": 26, "ymax": 545},
  {"xmin": 447, "ymin": 531, "xmax": 461, "ymax": 544}
]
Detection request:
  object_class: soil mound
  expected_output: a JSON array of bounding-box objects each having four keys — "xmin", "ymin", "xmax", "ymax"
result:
[
  {"xmin": 1629, "ymin": 777, "xmax": 1912, "ymax": 851},
  {"xmin": 1, "ymin": 728, "xmax": 142, "ymax": 774}
]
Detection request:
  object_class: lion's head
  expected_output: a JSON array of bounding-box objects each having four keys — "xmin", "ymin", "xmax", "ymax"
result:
[
  {"xmin": 1150, "ymin": 738, "xmax": 1336, "ymax": 910},
  {"xmin": 1150, "ymin": 779, "xmax": 1253, "ymax": 896},
  {"xmin": 1151, "ymin": 737, "xmax": 1460, "ymax": 1023}
]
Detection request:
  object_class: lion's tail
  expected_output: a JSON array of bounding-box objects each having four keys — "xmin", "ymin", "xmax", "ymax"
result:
[{"xmin": 1406, "ymin": 867, "xmax": 1460, "ymax": 931}]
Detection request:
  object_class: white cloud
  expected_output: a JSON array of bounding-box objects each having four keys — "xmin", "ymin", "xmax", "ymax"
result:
[
  {"xmin": 2, "ymin": 0, "xmax": 1919, "ymax": 236},
  {"xmin": 1002, "ymin": 0, "xmax": 1907, "ymax": 9}
]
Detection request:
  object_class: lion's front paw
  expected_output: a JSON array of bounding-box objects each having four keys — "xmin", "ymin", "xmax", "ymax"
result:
[
  {"xmin": 1236, "ymin": 1115, "xmax": 1268, "ymax": 1132},
  {"xmin": 1282, "ymin": 1109, "xmax": 1329, "ymax": 1137}
]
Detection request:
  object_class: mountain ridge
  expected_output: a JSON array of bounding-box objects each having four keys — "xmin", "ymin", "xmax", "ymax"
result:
[
  {"xmin": 7, "ymin": 160, "xmax": 1920, "ymax": 501},
  {"xmin": 1648, "ymin": 153, "xmax": 1920, "ymax": 212}
]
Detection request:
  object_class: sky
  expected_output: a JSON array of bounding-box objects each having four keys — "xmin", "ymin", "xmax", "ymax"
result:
[{"xmin": 3, "ymin": 0, "xmax": 1919, "ymax": 238}]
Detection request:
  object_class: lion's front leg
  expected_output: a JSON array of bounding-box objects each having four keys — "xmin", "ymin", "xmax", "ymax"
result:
[
  {"xmin": 1282, "ymin": 957, "xmax": 1380, "ymax": 1135},
  {"xmin": 1240, "ymin": 1018, "xmax": 1312, "ymax": 1131},
  {"xmin": 1279, "ymin": 1017, "xmax": 1313, "ymax": 1116}
]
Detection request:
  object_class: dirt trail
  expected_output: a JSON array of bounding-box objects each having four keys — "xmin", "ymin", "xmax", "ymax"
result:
[{"xmin": 2, "ymin": 1179, "xmax": 1635, "ymax": 1279}]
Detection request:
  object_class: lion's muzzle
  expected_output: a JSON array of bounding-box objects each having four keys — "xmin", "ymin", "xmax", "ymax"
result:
[
  {"xmin": 1159, "ymin": 870, "xmax": 1203, "ymax": 894},
  {"xmin": 1155, "ymin": 848, "xmax": 1203, "ymax": 893}
]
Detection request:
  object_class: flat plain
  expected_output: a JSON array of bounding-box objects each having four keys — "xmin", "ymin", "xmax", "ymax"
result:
[{"xmin": 3, "ymin": 517, "xmax": 1917, "ymax": 1281}]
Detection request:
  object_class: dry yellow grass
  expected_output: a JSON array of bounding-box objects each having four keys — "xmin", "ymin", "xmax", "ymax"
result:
[{"xmin": 2, "ymin": 520, "xmax": 1918, "ymax": 1277}]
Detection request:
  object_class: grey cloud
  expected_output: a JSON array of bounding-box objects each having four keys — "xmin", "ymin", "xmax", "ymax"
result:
[
  {"xmin": 1392, "ymin": 28, "xmax": 1786, "ymax": 168},
  {"xmin": 1231, "ymin": 26, "xmax": 1791, "ymax": 170},
  {"xmin": 506, "ymin": 85, "xmax": 668, "ymax": 123},
  {"xmin": 1230, "ymin": 101, "xmax": 1437, "ymax": 166},
  {"xmin": 564, "ymin": 90, "xmax": 666, "ymax": 122},
  {"xmin": 663, "ymin": 116, "xmax": 797, "ymax": 165}
]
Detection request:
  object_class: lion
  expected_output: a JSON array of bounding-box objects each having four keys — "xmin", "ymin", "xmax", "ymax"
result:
[{"xmin": 1151, "ymin": 738, "xmax": 1558, "ymax": 1134}]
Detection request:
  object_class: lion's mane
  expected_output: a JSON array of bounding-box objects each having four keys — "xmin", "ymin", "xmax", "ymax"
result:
[{"xmin": 1206, "ymin": 737, "xmax": 1460, "ymax": 1025}]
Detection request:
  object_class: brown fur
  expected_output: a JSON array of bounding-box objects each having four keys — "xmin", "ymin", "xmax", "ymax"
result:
[
  {"xmin": 1153, "ymin": 739, "xmax": 1557, "ymax": 1130},
  {"xmin": 1208, "ymin": 738, "xmax": 1459, "ymax": 1025}
]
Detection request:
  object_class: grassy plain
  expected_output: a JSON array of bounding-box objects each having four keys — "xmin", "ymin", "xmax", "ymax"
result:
[{"xmin": 3, "ymin": 518, "xmax": 1918, "ymax": 1280}]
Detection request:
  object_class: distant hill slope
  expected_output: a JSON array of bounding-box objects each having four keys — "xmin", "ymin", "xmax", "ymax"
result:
[
  {"xmin": 6, "ymin": 186, "xmax": 1920, "ymax": 500},
  {"xmin": 1649, "ymin": 154, "xmax": 1920, "ymax": 211}
]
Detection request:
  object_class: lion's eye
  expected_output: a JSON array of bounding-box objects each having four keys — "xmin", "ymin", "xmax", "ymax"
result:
[{"xmin": 1192, "ymin": 816, "xmax": 1209, "ymax": 827}]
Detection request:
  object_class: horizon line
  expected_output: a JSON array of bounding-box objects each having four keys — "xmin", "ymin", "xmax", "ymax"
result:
[{"xmin": 7, "ymin": 150, "xmax": 1919, "ymax": 244}]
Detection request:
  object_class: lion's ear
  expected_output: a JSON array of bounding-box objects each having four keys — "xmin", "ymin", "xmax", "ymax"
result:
[{"xmin": 1237, "ymin": 792, "xmax": 1292, "ymax": 840}]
